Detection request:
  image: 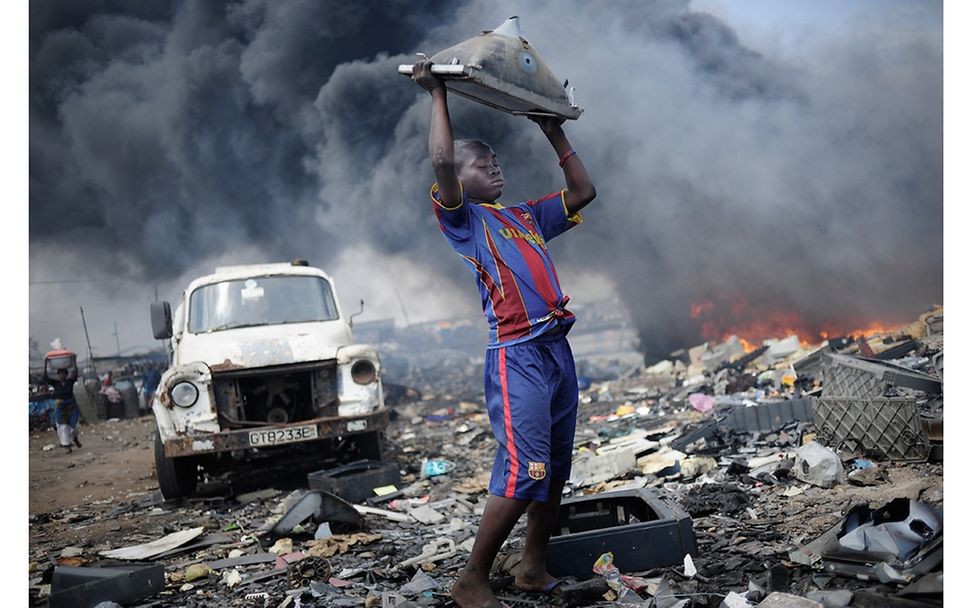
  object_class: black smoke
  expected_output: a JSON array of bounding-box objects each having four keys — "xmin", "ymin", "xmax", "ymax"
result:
[{"xmin": 30, "ymin": 1, "xmax": 943, "ymax": 362}]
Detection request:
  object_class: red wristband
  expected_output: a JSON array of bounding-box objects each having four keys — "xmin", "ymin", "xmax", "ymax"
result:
[{"xmin": 558, "ymin": 149, "xmax": 577, "ymax": 167}]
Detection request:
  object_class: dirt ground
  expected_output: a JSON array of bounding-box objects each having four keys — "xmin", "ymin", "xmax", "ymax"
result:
[{"xmin": 28, "ymin": 416, "xmax": 158, "ymax": 515}]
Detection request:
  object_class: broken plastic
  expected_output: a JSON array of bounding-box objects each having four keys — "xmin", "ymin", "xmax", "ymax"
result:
[
  {"xmin": 789, "ymin": 498, "xmax": 943, "ymax": 583},
  {"xmin": 837, "ymin": 499, "xmax": 942, "ymax": 560},
  {"xmin": 592, "ymin": 552, "xmax": 625, "ymax": 591},
  {"xmin": 399, "ymin": 537, "xmax": 456, "ymax": 568},
  {"xmin": 688, "ymin": 393, "xmax": 715, "ymax": 413},
  {"xmin": 793, "ymin": 441, "xmax": 844, "ymax": 488},
  {"xmin": 49, "ymin": 564, "xmax": 166, "ymax": 608},
  {"xmin": 420, "ymin": 459, "xmax": 456, "ymax": 478},
  {"xmin": 100, "ymin": 527, "xmax": 204, "ymax": 560},
  {"xmin": 259, "ymin": 490, "xmax": 362, "ymax": 545}
]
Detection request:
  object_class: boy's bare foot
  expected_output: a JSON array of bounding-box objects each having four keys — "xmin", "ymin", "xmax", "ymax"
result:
[
  {"xmin": 514, "ymin": 568, "xmax": 564, "ymax": 594},
  {"xmin": 451, "ymin": 573, "xmax": 507, "ymax": 608}
]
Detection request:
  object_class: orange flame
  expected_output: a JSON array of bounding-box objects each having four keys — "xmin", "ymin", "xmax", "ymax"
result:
[{"xmin": 689, "ymin": 295, "xmax": 909, "ymax": 349}]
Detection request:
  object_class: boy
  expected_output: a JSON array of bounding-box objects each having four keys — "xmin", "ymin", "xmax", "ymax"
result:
[{"xmin": 411, "ymin": 60, "xmax": 597, "ymax": 608}]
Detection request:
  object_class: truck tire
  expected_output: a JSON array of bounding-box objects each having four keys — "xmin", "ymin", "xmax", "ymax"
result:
[{"xmin": 154, "ymin": 430, "xmax": 198, "ymax": 499}]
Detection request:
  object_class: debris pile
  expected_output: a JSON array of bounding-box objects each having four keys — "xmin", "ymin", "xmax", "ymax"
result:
[{"xmin": 28, "ymin": 307, "xmax": 944, "ymax": 606}]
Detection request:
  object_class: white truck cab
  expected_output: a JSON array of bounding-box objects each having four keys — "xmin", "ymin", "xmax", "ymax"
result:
[{"xmin": 149, "ymin": 260, "xmax": 388, "ymax": 499}]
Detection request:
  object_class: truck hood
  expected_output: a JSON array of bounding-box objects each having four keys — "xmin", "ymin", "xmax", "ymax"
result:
[{"xmin": 175, "ymin": 321, "xmax": 353, "ymax": 369}]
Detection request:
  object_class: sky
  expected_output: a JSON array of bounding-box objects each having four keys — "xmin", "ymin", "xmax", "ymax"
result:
[{"xmin": 27, "ymin": 0, "xmax": 944, "ymax": 363}]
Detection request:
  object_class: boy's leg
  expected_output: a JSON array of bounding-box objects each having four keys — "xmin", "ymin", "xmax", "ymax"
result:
[
  {"xmin": 516, "ymin": 336, "xmax": 579, "ymax": 591},
  {"xmin": 451, "ymin": 495, "xmax": 529, "ymax": 607},
  {"xmin": 459, "ymin": 344, "xmax": 553, "ymax": 606},
  {"xmin": 515, "ymin": 479, "xmax": 566, "ymax": 591}
]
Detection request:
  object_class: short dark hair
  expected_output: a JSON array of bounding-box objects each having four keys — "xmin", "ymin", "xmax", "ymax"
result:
[{"xmin": 454, "ymin": 139, "xmax": 493, "ymax": 165}]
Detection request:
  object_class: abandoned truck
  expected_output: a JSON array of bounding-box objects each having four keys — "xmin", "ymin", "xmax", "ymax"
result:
[{"xmin": 149, "ymin": 261, "xmax": 388, "ymax": 499}]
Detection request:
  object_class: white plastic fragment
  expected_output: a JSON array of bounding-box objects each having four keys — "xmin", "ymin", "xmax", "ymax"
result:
[
  {"xmin": 314, "ymin": 522, "xmax": 333, "ymax": 539},
  {"xmin": 720, "ymin": 591, "xmax": 752, "ymax": 608},
  {"xmin": 683, "ymin": 553, "xmax": 697, "ymax": 577},
  {"xmin": 100, "ymin": 526, "xmax": 204, "ymax": 560},
  {"xmin": 222, "ymin": 568, "xmax": 242, "ymax": 588},
  {"xmin": 793, "ymin": 441, "xmax": 844, "ymax": 488}
]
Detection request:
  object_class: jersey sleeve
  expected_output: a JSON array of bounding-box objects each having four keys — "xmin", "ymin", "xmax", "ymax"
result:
[
  {"xmin": 431, "ymin": 182, "xmax": 473, "ymax": 243},
  {"xmin": 525, "ymin": 190, "xmax": 582, "ymax": 241}
]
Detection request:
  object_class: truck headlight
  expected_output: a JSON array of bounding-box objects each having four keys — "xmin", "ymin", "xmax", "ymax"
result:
[
  {"xmin": 351, "ymin": 360, "xmax": 377, "ymax": 385},
  {"xmin": 170, "ymin": 382, "xmax": 199, "ymax": 407}
]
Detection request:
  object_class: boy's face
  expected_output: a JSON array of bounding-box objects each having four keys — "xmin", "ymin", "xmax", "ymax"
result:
[{"xmin": 457, "ymin": 147, "xmax": 503, "ymax": 202}]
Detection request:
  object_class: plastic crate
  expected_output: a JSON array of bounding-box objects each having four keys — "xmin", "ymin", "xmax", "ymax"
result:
[
  {"xmin": 813, "ymin": 397, "xmax": 930, "ymax": 462},
  {"xmin": 545, "ymin": 488, "xmax": 697, "ymax": 578},
  {"xmin": 722, "ymin": 399, "xmax": 814, "ymax": 433},
  {"xmin": 821, "ymin": 354, "xmax": 941, "ymax": 398},
  {"xmin": 307, "ymin": 459, "xmax": 400, "ymax": 503}
]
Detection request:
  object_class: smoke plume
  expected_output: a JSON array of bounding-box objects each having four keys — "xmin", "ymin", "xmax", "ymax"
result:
[{"xmin": 30, "ymin": 0, "xmax": 942, "ymax": 361}]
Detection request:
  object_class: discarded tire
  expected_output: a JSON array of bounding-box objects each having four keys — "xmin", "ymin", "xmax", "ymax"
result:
[{"xmin": 154, "ymin": 430, "xmax": 198, "ymax": 500}]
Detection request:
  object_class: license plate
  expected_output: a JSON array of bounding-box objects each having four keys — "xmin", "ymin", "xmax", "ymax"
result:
[{"xmin": 249, "ymin": 425, "xmax": 318, "ymax": 447}]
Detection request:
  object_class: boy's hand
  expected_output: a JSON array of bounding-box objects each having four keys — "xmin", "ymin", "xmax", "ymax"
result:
[
  {"xmin": 529, "ymin": 115, "xmax": 566, "ymax": 137},
  {"xmin": 412, "ymin": 60, "xmax": 445, "ymax": 94}
]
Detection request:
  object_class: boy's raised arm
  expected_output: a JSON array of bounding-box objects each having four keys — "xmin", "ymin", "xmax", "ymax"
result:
[
  {"xmin": 412, "ymin": 60, "xmax": 462, "ymax": 208},
  {"xmin": 531, "ymin": 117, "xmax": 597, "ymax": 215}
]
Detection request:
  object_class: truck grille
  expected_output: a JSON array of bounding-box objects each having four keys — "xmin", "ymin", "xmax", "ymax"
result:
[{"xmin": 212, "ymin": 361, "xmax": 338, "ymax": 428}]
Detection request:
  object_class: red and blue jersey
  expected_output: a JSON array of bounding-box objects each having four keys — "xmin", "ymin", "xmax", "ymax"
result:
[{"xmin": 432, "ymin": 182, "xmax": 583, "ymax": 348}]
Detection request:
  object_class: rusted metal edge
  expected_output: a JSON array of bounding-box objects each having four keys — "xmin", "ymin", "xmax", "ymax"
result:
[
  {"xmin": 163, "ymin": 410, "xmax": 389, "ymax": 458},
  {"xmin": 210, "ymin": 359, "xmax": 337, "ymax": 379}
]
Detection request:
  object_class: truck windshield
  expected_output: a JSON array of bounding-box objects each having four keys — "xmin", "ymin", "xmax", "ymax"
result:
[{"xmin": 188, "ymin": 276, "xmax": 340, "ymax": 333}]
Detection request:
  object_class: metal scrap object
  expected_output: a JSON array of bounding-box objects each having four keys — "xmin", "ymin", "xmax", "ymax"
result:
[
  {"xmin": 398, "ymin": 16, "xmax": 582, "ymax": 120},
  {"xmin": 260, "ymin": 490, "xmax": 362, "ymax": 544},
  {"xmin": 287, "ymin": 556, "xmax": 332, "ymax": 588}
]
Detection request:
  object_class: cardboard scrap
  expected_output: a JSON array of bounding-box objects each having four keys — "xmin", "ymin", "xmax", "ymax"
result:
[{"xmin": 307, "ymin": 533, "xmax": 383, "ymax": 558}]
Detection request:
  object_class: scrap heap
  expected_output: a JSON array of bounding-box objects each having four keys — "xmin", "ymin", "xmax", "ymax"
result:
[{"xmin": 28, "ymin": 307, "xmax": 944, "ymax": 607}]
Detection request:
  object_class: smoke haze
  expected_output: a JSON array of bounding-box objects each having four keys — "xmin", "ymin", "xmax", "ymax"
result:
[{"xmin": 29, "ymin": 0, "xmax": 942, "ymax": 362}]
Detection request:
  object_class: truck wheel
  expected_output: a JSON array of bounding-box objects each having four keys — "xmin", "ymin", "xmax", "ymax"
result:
[
  {"xmin": 355, "ymin": 431, "xmax": 385, "ymax": 461},
  {"xmin": 154, "ymin": 430, "xmax": 198, "ymax": 499}
]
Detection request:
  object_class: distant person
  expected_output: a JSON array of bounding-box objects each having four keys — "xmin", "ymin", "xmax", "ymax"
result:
[
  {"xmin": 142, "ymin": 364, "xmax": 162, "ymax": 410},
  {"xmin": 45, "ymin": 367, "xmax": 81, "ymax": 453},
  {"xmin": 412, "ymin": 60, "xmax": 597, "ymax": 607}
]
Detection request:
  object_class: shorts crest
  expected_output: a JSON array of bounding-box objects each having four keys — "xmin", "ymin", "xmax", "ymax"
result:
[{"xmin": 528, "ymin": 461, "xmax": 547, "ymax": 480}]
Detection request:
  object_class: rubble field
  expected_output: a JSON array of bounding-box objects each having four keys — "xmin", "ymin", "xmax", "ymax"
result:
[{"xmin": 28, "ymin": 309, "xmax": 945, "ymax": 607}]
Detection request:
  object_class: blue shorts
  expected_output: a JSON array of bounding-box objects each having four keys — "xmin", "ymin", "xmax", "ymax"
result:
[{"xmin": 484, "ymin": 330, "xmax": 578, "ymax": 502}]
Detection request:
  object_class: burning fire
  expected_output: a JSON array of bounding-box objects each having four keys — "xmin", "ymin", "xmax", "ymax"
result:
[{"xmin": 689, "ymin": 295, "xmax": 909, "ymax": 351}]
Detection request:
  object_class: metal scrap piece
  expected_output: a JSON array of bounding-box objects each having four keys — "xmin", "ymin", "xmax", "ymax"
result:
[
  {"xmin": 287, "ymin": 556, "xmax": 332, "ymax": 588},
  {"xmin": 260, "ymin": 490, "xmax": 362, "ymax": 544},
  {"xmin": 397, "ymin": 16, "xmax": 582, "ymax": 120}
]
